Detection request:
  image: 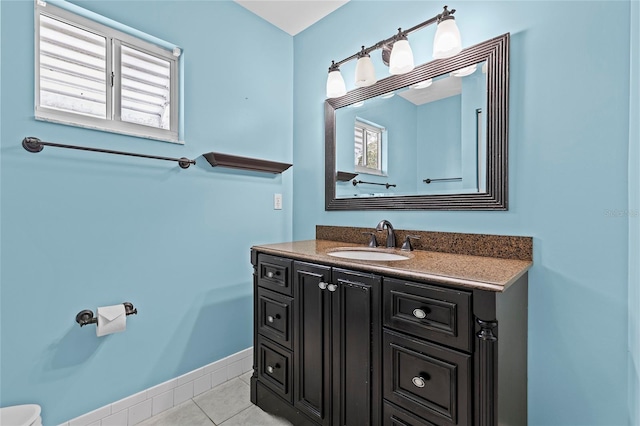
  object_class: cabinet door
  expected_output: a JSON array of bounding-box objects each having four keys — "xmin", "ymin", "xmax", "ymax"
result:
[
  {"xmin": 331, "ymin": 268, "xmax": 381, "ymax": 426},
  {"xmin": 294, "ymin": 261, "xmax": 332, "ymax": 426},
  {"xmin": 383, "ymin": 329, "xmax": 471, "ymax": 426}
]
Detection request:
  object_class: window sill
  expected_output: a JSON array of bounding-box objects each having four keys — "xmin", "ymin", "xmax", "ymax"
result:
[{"xmin": 35, "ymin": 110, "xmax": 182, "ymax": 145}]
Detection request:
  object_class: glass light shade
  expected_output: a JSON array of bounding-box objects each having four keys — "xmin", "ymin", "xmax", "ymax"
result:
[
  {"xmin": 433, "ymin": 19, "xmax": 462, "ymax": 59},
  {"xmin": 389, "ymin": 39, "xmax": 414, "ymax": 75},
  {"xmin": 326, "ymin": 69, "xmax": 346, "ymax": 98},
  {"xmin": 410, "ymin": 78, "xmax": 433, "ymax": 89},
  {"xmin": 355, "ymin": 56, "xmax": 377, "ymax": 87},
  {"xmin": 450, "ymin": 64, "xmax": 477, "ymax": 77}
]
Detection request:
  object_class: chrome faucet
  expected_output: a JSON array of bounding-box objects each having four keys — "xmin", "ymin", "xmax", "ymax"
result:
[{"xmin": 375, "ymin": 220, "xmax": 396, "ymax": 248}]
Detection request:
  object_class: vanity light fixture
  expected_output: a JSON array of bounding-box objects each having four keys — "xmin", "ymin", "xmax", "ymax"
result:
[
  {"xmin": 325, "ymin": 5, "xmax": 462, "ymax": 98},
  {"xmin": 326, "ymin": 61, "xmax": 347, "ymax": 98},
  {"xmin": 450, "ymin": 63, "xmax": 477, "ymax": 77},
  {"xmin": 388, "ymin": 32, "xmax": 415, "ymax": 75},
  {"xmin": 354, "ymin": 47, "xmax": 377, "ymax": 87},
  {"xmin": 410, "ymin": 78, "xmax": 433, "ymax": 89},
  {"xmin": 433, "ymin": 9, "xmax": 462, "ymax": 59}
]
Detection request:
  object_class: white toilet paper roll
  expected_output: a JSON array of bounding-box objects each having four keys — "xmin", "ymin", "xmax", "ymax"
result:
[{"xmin": 96, "ymin": 304, "xmax": 126, "ymax": 337}]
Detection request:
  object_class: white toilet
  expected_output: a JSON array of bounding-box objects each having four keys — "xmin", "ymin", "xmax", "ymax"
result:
[{"xmin": 0, "ymin": 404, "xmax": 42, "ymax": 426}]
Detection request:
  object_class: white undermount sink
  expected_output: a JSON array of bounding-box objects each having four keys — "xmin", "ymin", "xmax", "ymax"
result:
[{"xmin": 327, "ymin": 249, "xmax": 410, "ymax": 261}]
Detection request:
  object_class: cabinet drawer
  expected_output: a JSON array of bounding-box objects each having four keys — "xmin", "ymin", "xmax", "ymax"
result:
[
  {"xmin": 257, "ymin": 287, "xmax": 293, "ymax": 350},
  {"xmin": 258, "ymin": 255, "xmax": 293, "ymax": 296},
  {"xmin": 383, "ymin": 401, "xmax": 437, "ymax": 426},
  {"xmin": 383, "ymin": 330, "xmax": 471, "ymax": 426},
  {"xmin": 383, "ymin": 277, "xmax": 472, "ymax": 352},
  {"xmin": 257, "ymin": 336, "xmax": 293, "ymax": 404}
]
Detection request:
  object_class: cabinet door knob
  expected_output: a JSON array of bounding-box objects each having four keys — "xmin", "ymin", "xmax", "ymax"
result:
[
  {"xmin": 412, "ymin": 376, "xmax": 427, "ymax": 388},
  {"xmin": 327, "ymin": 283, "xmax": 337, "ymax": 292},
  {"xmin": 267, "ymin": 314, "xmax": 281, "ymax": 323},
  {"xmin": 412, "ymin": 308, "xmax": 427, "ymax": 319},
  {"xmin": 267, "ymin": 364, "xmax": 280, "ymax": 374},
  {"xmin": 266, "ymin": 271, "xmax": 274, "ymax": 278},
  {"xmin": 318, "ymin": 282, "xmax": 328, "ymax": 290}
]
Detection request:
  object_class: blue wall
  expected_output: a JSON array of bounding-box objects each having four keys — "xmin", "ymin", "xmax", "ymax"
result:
[
  {"xmin": 2, "ymin": 0, "xmax": 637, "ymax": 424},
  {"xmin": 628, "ymin": 1, "xmax": 640, "ymax": 424},
  {"xmin": 0, "ymin": 1, "xmax": 293, "ymax": 424},
  {"xmin": 335, "ymin": 96, "xmax": 416, "ymax": 197},
  {"xmin": 292, "ymin": 1, "xmax": 632, "ymax": 424},
  {"xmin": 416, "ymin": 95, "xmax": 462, "ymax": 192}
]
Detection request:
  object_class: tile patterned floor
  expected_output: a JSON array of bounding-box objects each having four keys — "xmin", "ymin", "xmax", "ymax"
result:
[{"xmin": 137, "ymin": 372, "xmax": 293, "ymax": 426}]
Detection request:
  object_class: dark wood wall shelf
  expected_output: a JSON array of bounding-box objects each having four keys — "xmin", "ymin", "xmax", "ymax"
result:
[
  {"xmin": 336, "ymin": 171, "xmax": 358, "ymax": 182},
  {"xmin": 203, "ymin": 152, "xmax": 292, "ymax": 174}
]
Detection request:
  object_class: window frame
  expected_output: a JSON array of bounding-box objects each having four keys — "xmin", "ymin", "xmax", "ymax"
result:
[
  {"xmin": 34, "ymin": 1, "xmax": 180, "ymax": 143},
  {"xmin": 354, "ymin": 118, "xmax": 386, "ymax": 176}
]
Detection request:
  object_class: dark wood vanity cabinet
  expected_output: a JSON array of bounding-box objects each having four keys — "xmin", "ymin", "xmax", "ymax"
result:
[
  {"xmin": 293, "ymin": 261, "xmax": 382, "ymax": 426},
  {"xmin": 251, "ymin": 250, "xmax": 528, "ymax": 426}
]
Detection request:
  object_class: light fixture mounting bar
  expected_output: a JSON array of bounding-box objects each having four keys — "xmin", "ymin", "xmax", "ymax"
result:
[{"xmin": 329, "ymin": 6, "xmax": 453, "ymax": 70}]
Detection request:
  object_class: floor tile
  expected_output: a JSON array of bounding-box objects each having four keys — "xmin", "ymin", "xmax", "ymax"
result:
[
  {"xmin": 137, "ymin": 400, "xmax": 213, "ymax": 426},
  {"xmin": 238, "ymin": 371, "xmax": 252, "ymax": 386},
  {"xmin": 219, "ymin": 405, "xmax": 293, "ymax": 426},
  {"xmin": 193, "ymin": 378, "xmax": 252, "ymax": 424}
]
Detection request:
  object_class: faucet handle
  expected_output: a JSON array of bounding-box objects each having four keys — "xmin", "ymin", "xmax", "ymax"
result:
[
  {"xmin": 401, "ymin": 235, "xmax": 420, "ymax": 251},
  {"xmin": 361, "ymin": 232, "xmax": 378, "ymax": 248}
]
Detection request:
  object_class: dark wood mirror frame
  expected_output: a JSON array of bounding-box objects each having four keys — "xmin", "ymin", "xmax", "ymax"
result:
[{"xmin": 325, "ymin": 33, "xmax": 509, "ymax": 210}]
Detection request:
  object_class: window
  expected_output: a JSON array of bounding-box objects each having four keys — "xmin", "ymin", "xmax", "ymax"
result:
[
  {"xmin": 35, "ymin": 2, "xmax": 180, "ymax": 143},
  {"xmin": 354, "ymin": 118, "xmax": 385, "ymax": 175}
]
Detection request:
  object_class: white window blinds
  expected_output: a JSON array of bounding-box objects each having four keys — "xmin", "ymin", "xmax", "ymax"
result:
[
  {"xmin": 39, "ymin": 14, "xmax": 107, "ymax": 118},
  {"xmin": 355, "ymin": 119, "xmax": 384, "ymax": 173},
  {"xmin": 35, "ymin": 2, "xmax": 180, "ymax": 143},
  {"xmin": 119, "ymin": 45, "xmax": 171, "ymax": 130}
]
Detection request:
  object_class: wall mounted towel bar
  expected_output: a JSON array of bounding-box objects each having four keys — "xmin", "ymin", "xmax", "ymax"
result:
[
  {"xmin": 22, "ymin": 137, "xmax": 195, "ymax": 169},
  {"xmin": 75, "ymin": 302, "xmax": 137, "ymax": 327},
  {"xmin": 423, "ymin": 177, "xmax": 462, "ymax": 184},
  {"xmin": 352, "ymin": 179, "xmax": 396, "ymax": 189}
]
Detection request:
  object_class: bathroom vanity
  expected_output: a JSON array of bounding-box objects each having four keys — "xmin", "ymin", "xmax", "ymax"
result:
[{"xmin": 250, "ymin": 227, "xmax": 531, "ymax": 426}]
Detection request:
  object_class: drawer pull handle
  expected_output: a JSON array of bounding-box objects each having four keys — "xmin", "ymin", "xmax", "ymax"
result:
[
  {"xmin": 267, "ymin": 364, "xmax": 280, "ymax": 374},
  {"xmin": 318, "ymin": 282, "xmax": 328, "ymax": 290},
  {"xmin": 412, "ymin": 376, "xmax": 427, "ymax": 388},
  {"xmin": 266, "ymin": 271, "xmax": 274, "ymax": 278},
  {"xmin": 412, "ymin": 308, "xmax": 427, "ymax": 319},
  {"xmin": 267, "ymin": 314, "xmax": 281, "ymax": 323}
]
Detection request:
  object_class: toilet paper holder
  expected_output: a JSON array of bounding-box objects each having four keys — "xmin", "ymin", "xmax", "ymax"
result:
[{"xmin": 75, "ymin": 302, "xmax": 137, "ymax": 327}]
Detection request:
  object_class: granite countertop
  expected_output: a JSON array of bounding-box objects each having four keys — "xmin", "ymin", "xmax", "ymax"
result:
[{"xmin": 252, "ymin": 239, "xmax": 532, "ymax": 292}]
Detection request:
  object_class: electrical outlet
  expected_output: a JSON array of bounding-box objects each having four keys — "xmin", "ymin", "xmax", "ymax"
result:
[{"xmin": 274, "ymin": 193, "xmax": 283, "ymax": 210}]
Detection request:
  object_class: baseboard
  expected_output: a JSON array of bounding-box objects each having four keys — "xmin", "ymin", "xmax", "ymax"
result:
[{"xmin": 60, "ymin": 347, "xmax": 253, "ymax": 426}]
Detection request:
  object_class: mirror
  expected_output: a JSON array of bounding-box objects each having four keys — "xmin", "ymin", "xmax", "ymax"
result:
[
  {"xmin": 325, "ymin": 33, "xmax": 509, "ymax": 210},
  {"xmin": 335, "ymin": 61, "xmax": 487, "ymax": 198}
]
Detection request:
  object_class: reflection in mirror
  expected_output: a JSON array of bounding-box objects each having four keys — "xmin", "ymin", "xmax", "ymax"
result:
[
  {"xmin": 335, "ymin": 61, "xmax": 487, "ymax": 198},
  {"xmin": 325, "ymin": 33, "xmax": 509, "ymax": 210}
]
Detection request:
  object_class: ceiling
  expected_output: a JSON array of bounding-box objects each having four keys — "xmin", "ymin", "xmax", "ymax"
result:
[
  {"xmin": 398, "ymin": 77, "xmax": 462, "ymax": 106},
  {"xmin": 234, "ymin": 0, "xmax": 349, "ymax": 36}
]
